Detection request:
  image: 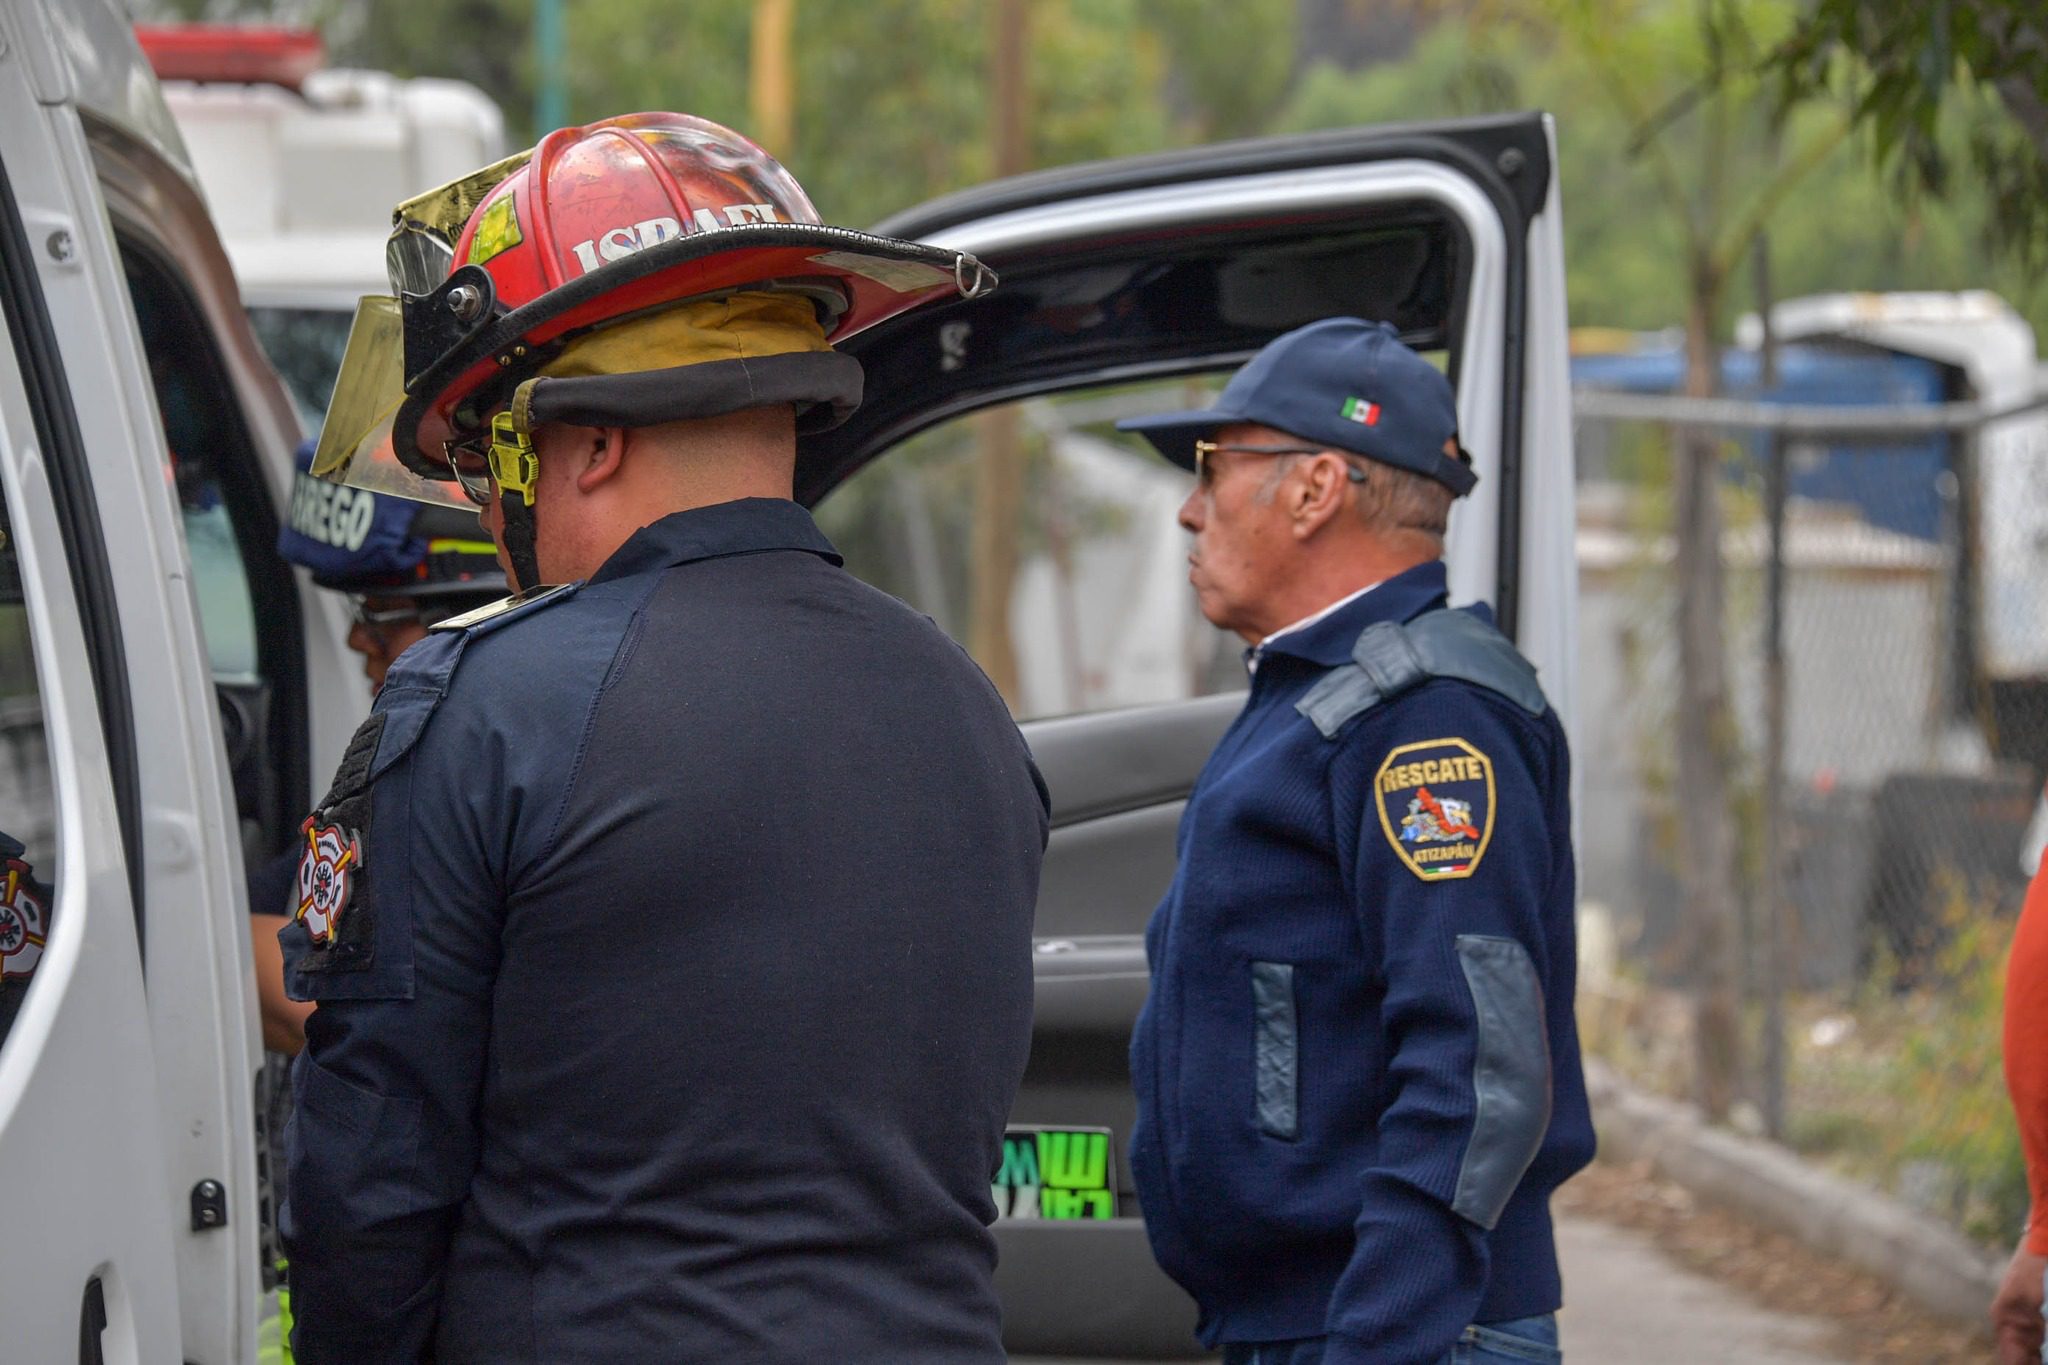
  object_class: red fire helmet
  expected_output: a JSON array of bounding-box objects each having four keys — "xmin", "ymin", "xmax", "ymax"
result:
[{"xmin": 315, "ymin": 111, "xmax": 994, "ymax": 499}]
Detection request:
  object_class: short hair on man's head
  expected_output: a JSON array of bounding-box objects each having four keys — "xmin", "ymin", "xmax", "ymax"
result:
[
  {"xmin": 1251, "ymin": 451, "xmax": 1307, "ymax": 506},
  {"xmin": 1354, "ymin": 458, "xmax": 1454, "ymax": 542}
]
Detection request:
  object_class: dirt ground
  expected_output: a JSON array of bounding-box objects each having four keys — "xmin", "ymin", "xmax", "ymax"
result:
[{"xmin": 1556, "ymin": 1158, "xmax": 1993, "ymax": 1363}]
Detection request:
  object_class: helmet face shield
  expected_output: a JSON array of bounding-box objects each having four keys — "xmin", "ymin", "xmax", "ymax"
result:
[
  {"xmin": 311, "ymin": 295, "xmax": 478, "ymax": 513},
  {"xmin": 386, "ymin": 225, "xmax": 455, "ymax": 298}
]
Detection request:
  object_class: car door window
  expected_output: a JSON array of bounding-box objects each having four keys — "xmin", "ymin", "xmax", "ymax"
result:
[
  {"xmin": 119, "ymin": 243, "xmax": 307, "ymax": 860},
  {"xmin": 246, "ymin": 303, "xmax": 354, "ymax": 430},
  {"xmin": 130, "ymin": 260, "xmax": 260, "ymax": 684},
  {"xmin": 0, "ymin": 467, "xmax": 56, "ymax": 1051},
  {"xmin": 816, "ymin": 375, "xmax": 1248, "ymax": 720}
]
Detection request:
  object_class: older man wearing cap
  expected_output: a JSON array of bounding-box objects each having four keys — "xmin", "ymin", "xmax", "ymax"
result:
[{"xmin": 1118, "ymin": 318, "xmax": 1594, "ymax": 1365}]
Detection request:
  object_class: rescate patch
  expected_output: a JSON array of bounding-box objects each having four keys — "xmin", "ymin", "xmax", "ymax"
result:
[
  {"xmin": 1375, "ymin": 737, "xmax": 1495, "ymax": 880},
  {"xmin": 296, "ymin": 815, "xmax": 362, "ymax": 946}
]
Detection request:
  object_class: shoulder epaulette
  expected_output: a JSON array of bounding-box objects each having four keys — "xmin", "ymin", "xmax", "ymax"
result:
[
  {"xmin": 429, "ymin": 580, "xmax": 583, "ymax": 638},
  {"xmin": 1295, "ymin": 606, "xmax": 1547, "ymax": 740}
]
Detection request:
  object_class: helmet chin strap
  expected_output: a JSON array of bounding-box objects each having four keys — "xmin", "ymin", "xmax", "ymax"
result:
[
  {"xmin": 498, "ymin": 490, "xmax": 543, "ymax": 594},
  {"xmin": 487, "ymin": 405, "xmax": 546, "ymax": 592}
]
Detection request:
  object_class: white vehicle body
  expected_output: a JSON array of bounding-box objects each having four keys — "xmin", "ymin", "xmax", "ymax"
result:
[
  {"xmin": 2, "ymin": 2, "xmax": 279, "ymax": 1359},
  {"xmin": 169, "ymin": 69, "xmax": 501, "ymax": 312},
  {"xmin": 1742, "ymin": 290, "xmax": 2048, "ymax": 682},
  {"xmin": 0, "ymin": 4, "xmax": 1577, "ymax": 1357},
  {"xmin": 162, "ymin": 62, "xmax": 502, "ymax": 430}
]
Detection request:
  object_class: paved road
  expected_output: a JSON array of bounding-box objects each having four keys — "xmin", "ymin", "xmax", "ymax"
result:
[
  {"xmin": 1015, "ymin": 1210, "xmax": 1855, "ymax": 1365},
  {"xmin": 1553, "ymin": 1215, "xmax": 1849, "ymax": 1364}
]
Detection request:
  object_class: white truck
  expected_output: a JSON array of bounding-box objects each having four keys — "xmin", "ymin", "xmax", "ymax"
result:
[
  {"xmin": 140, "ymin": 22, "xmax": 503, "ymax": 429},
  {"xmin": 0, "ymin": 3, "xmax": 1578, "ymax": 1357}
]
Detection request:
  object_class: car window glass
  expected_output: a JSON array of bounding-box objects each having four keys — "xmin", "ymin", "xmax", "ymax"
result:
[
  {"xmin": 180, "ymin": 495, "xmax": 259, "ymax": 684},
  {"xmin": 0, "ymin": 459, "xmax": 57, "ymax": 1054},
  {"xmin": 121, "ymin": 252, "xmax": 262, "ymax": 683},
  {"xmin": 118, "ymin": 243, "xmax": 307, "ymax": 864},
  {"xmin": 815, "ymin": 376, "xmax": 1248, "ymax": 721},
  {"xmin": 247, "ymin": 304, "xmax": 354, "ymax": 430}
]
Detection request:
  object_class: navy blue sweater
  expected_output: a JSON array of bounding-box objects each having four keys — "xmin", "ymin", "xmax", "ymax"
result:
[{"xmin": 1128, "ymin": 561, "xmax": 1595, "ymax": 1364}]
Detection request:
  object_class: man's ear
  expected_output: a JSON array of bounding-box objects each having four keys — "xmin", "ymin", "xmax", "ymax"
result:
[
  {"xmin": 573, "ymin": 425, "xmax": 631, "ymax": 493},
  {"xmin": 1290, "ymin": 452, "xmax": 1352, "ymax": 540}
]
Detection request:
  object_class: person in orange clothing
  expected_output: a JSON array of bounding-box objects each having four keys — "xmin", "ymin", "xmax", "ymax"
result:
[{"xmin": 1996, "ymin": 852, "xmax": 2048, "ymax": 1363}]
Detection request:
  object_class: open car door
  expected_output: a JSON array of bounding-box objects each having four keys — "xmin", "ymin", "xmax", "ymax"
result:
[{"xmin": 801, "ymin": 111, "xmax": 1576, "ymax": 1357}]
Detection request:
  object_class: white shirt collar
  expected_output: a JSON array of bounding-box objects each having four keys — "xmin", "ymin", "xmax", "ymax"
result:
[{"xmin": 1248, "ymin": 579, "xmax": 1382, "ymax": 674}]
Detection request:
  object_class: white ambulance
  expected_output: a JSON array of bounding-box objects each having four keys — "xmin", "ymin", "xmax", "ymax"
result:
[{"xmin": 0, "ymin": 2, "xmax": 1576, "ymax": 1357}]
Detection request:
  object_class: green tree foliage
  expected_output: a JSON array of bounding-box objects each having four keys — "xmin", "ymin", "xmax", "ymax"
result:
[
  {"xmin": 1138, "ymin": 0, "xmax": 1299, "ymax": 142},
  {"xmin": 1277, "ymin": 11, "xmax": 2048, "ymax": 337},
  {"xmin": 331, "ymin": 0, "xmax": 1188, "ymax": 228},
  {"xmin": 134, "ymin": 0, "xmax": 2048, "ymax": 337},
  {"xmin": 1770, "ymin": 1, "xmax": 2048, "ymax": 259}
]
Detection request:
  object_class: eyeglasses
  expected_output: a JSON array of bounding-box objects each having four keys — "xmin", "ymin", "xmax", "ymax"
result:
[
  {"xmin": 347, "ymin": 596, "xmax": 426, "ymax": 650},
  {"xmin": 1190, "ymin": 440, "xmax": 1369, "ymax": 488},
  {"xmin": 443, "ymin": 437, "xmax": 494, "ymax": 507},
  {"xmin": 346, "ymin": 596, "xmax": 466, "ymax": 648}
]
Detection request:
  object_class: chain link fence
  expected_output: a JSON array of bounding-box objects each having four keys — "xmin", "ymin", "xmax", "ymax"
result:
[
  {"xmin": 1571, "ymin": 366, "xmax": 2048, "ymax": 1238},
  {"xmin": 1575, "ymin": 390, "xmax": 2048, "ymax": 990}
]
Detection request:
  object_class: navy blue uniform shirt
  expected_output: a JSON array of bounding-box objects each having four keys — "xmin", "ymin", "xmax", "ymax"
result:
[
  {"xmin": 280, "ymin": 498, "xmax": 1049, "ymax": 1363},
  {"xmin": 1128, "ymin": 560, "xmax": 1595, "ymax": 1365}
]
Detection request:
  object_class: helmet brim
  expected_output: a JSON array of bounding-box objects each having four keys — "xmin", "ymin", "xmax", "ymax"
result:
[{"xmin": 395, "ymin": 223, "xmax": 994, "ymax": 471}]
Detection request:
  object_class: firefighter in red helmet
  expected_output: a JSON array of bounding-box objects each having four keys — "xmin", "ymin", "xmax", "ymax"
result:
[
  {"xmin": 312, "ymin": 110, "xmax": 990, "ymax": 594},
  {"xmin": 281, "ymin": 113, "xmax": 1046, "ymax": 1364}
]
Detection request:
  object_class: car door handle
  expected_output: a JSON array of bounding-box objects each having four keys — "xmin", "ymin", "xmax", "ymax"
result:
[{"xmin": 1032, "ymin": 936, "xmax": 1149, "ymax": 1033}]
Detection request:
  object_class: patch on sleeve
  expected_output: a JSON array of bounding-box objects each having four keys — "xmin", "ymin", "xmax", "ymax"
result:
[
  {"xmin": 293, "ymin": 712, "xmax": 386, "ymax": 976},
  {"xmin": 295, "ymin": 816, "xmax": 361, "ymax": 947},
  {"xmin": 1375, "ymin": 737, "xmax": 1495, "ymax": 880},
  {"xmin": 0, "ymin": 854, "xmax": 50, "ymax": 980}
]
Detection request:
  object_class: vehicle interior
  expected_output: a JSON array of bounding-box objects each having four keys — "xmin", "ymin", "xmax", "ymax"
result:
[{"xmin": 805, "ymin": 212, "xmax": 1462, "ymax": 499}]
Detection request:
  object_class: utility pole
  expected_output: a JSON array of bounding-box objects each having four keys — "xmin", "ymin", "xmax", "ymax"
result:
[
  {"xmin": 969, "ymin": 0, "xmax": 1028, "ymax": 706},
  {"xmin": 1756, "ymin": 231, "xmax": 1789, "ymax": 1142},
  {"xmin": 750, "ymin": 0, "xmax": 795, "ymax": 156},
  {"xmin": 534, "ymin": 0, "xmax": 567, "ymax": 134},
  {"xmin": 1675, "ymin": 247, "xmax": 1743, "ymax": 1124}
]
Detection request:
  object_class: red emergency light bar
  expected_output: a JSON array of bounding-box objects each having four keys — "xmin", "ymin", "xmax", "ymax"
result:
[{"xmin": 133, "ymin": 24, "xmax": 324, "ymax": 91}]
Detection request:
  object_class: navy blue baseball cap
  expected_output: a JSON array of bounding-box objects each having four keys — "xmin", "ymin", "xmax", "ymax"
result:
[
  {"xmin": 277, "ymin": 438, "xmax": 506, "ymax": 600},
  {"xmin": 1116, "ymin": 317, "xmax": 1477, "ymax": 496}
]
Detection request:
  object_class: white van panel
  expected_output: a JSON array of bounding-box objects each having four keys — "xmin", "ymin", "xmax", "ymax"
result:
[{"xmin": 0, "ymin": 83, "xmax": 184, "ymax": 1365}]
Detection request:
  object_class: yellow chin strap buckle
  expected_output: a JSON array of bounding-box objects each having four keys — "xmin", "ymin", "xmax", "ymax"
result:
[{"xmin": 488, "ymin": 410, "xmax": 540, "ymax": 507}]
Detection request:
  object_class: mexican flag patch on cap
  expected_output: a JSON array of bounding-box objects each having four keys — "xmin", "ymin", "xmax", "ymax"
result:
[{"xmin": 1342, "ymin": 396, "xmax": 1380, "ymax": 425}]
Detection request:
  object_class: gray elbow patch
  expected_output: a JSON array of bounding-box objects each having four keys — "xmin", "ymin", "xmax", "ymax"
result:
[
  {"xmin": 1251, "ymin": 961, "xmax": 1299, "ymax": 1139},
  {"xmin": 1452, "ymin": 935, "xmax": 1552, "ymax": 1230}
]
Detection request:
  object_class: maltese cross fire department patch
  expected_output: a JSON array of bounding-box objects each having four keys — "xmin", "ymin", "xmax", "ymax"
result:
[
  {"xmin": 1374, "ymin": 737, "xmax": 1496, "ymax": 881},
  {"xmin": 296, "ymin": 815, "xmax": 361, "ymax": 946},
  {"xmin": 0, "ymin": 855, "xmax": 50, "ymax": 981}
]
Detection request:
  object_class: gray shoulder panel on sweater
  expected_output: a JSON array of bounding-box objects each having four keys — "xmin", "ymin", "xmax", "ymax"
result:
[{"xmin": 1295, "ymin": 608, "xmax": 1547, "ymax": 739}]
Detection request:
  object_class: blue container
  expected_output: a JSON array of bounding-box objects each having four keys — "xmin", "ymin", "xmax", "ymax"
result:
[{"xmin": 1572, "ymin": 342, "xmax": 1952, "ymax": 540}]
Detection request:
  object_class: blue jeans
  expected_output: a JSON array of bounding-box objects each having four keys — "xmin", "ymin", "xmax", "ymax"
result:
[{"xmin": 1221, "ymin": 1313, "xmax": 1561, "ymax": 1365}]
